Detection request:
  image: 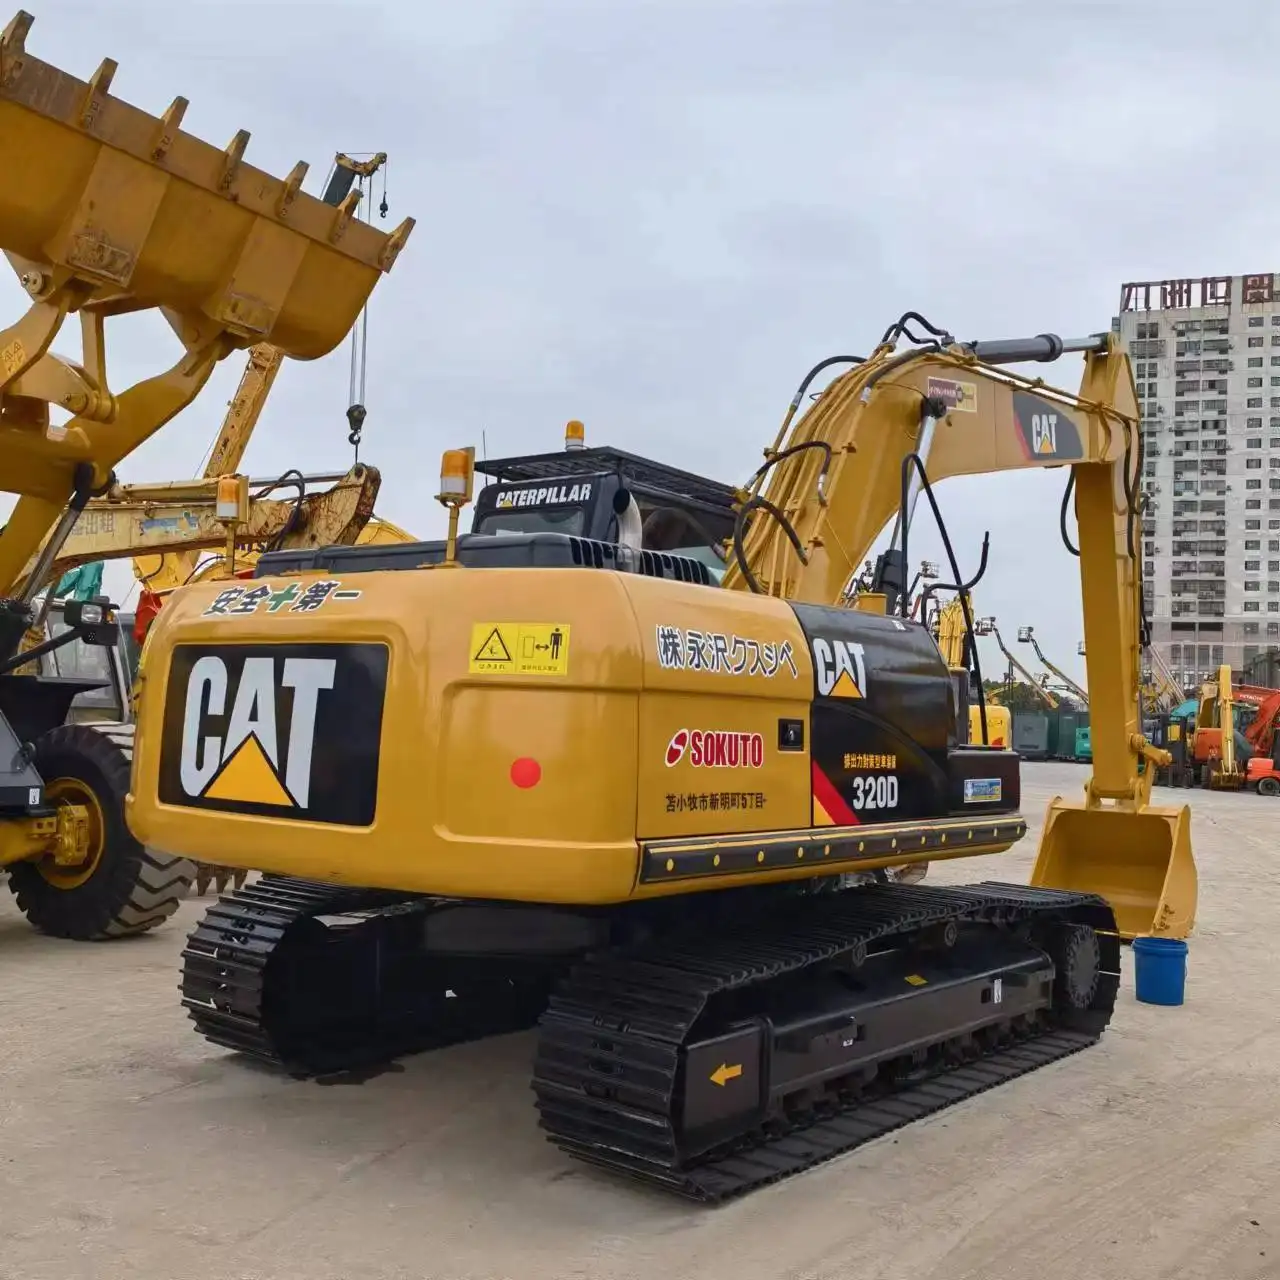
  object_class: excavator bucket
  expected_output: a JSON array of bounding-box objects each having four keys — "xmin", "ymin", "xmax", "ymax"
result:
[
  {"xmin": 0, "ymin": 10, "xmax": 412, "ymax": 360},
  {"xmin": 1031, "ymin": 797, "xmax": 1196, "ymax": 941}
]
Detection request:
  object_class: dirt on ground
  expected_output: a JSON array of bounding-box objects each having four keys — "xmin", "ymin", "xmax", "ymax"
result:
[{"xmin": 1, "ymin": 762, "xmax": 1277, "ymax": 1280}]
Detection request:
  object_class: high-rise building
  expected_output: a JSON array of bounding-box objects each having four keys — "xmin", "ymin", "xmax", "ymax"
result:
[{"xmin": 1114, "ymin": 271, "xmax": 1280, "ymax": 693}]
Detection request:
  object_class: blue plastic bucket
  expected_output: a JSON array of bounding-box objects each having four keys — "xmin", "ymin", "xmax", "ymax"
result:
[{"xmin": 1133, "ymin": 936, "xmax": 1188, "ymax": 1006}]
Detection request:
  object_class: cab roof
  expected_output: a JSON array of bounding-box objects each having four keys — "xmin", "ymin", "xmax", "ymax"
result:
[{"xmin": 474, "ymin": 445, "xmax": 738, "ymax": 513}]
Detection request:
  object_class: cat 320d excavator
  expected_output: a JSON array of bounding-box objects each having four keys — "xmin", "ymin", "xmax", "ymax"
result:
[
  {"xmin": 0, "ymin": 11, "xmax": 410, "ymax": 939},
  {"xmin": 130, "ymin": 303, "xmax": 1198, "ymax": 1199}
]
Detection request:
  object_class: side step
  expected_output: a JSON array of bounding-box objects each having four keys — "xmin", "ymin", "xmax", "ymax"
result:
[{"xmin": 532, "ymin": 882, "xmax": 1119, "ymax": 1202}]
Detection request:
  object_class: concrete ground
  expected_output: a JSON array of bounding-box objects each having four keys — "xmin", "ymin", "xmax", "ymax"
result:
[{"xmin": 1, "ymin": 761, "xmax": 1277, "ymax": 1280}]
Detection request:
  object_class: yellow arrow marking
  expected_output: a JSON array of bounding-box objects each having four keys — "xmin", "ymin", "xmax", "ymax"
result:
[{"xmin": 709, "ymin": 1062, "xmax": 743, "ymax": 1087}]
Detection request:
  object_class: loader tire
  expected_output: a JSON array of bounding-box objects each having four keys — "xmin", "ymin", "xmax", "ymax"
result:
[
  {"xmin": 6, "ymin": 724, "xmax": 196, "ymax": 940},
  {"xmin": 1259, "ymin": 776, "xmax": 1280, "ymax": 798}
]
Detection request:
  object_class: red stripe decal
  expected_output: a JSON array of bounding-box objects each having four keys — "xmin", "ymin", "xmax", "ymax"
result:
[{"xmin": 811, "ymin": 761, "xmax": 859, "ymax": 826}]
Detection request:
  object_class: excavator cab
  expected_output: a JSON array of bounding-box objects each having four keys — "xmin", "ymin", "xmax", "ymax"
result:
[{"xmin": 470, "ymin": 427, "xmax": 737, "ymax": 580}]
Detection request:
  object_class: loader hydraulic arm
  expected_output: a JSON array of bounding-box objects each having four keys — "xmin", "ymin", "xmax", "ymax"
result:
[
  {"xmin": 722, "ymin": 323, "xmax": 1195, "ymax": 937},
  {"xmin": 136, "ymin": 152, "xmax": 391, "ymax": 595},
  {"xmin": 0, "ymin": 13, "xmax": 412, "ymax": 601}
]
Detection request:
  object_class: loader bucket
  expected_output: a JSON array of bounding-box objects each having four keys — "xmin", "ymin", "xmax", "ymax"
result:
[
  {"xmin": 0, "ymin": 10, "xmax": 413, "ymax": 359},
  {"xmin": 1031, "ymin": 797, "xmax": 1196, "ymax": 941}
]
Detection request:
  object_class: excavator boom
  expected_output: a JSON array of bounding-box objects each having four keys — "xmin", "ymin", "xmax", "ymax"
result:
[
  {"xmin": 723, "ymin": 326, "xmax": 1195, "ymax": 938},
  {"xmin": 21, "ymin": 465, "xmax": 381, "ymax": 594}
]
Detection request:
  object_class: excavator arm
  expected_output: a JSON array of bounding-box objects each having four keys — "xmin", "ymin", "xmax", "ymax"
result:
[
  {"xmin": 0, "ymin": 13, "xmax": 412, "ymax": 606},
  {"xmin": 1146, "ymin": 644, "xmax": 1185, "ymax": 711},
  {"xmin": 724, "ymin": 325, "xmax": 1195, "ymax": 938},
  {"xmin": 932, "ymin": 593, "xmax": 971, "ymax": 669},
  {"xmin": 1244, "ymin": 689, "xmax": 1280, "ymax": 759},
  {"xmin": 19, "ymin": 465, "xmax": 381, "ymax": 594}
]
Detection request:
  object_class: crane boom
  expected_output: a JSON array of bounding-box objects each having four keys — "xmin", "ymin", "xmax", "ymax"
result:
[
  {"xmin": 1019, "ymin": 626, "xmax": 1087, "ymax": 702},
  {"xmin": 979, "ymin": 619, "xmax": 1058, "ymax": 709},
  {"xmin": 1146, "ymin": 644, "xmax": 1185, "ymax": 709}
]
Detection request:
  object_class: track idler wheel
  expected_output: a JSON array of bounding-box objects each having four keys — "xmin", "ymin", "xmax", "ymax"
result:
[{"xmin": 1049, "ymin": 922, "xmax": 1101, "ymax": 1012}]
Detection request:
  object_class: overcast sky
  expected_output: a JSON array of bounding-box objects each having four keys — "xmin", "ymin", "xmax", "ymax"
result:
[{"xmin": 9, "ymin": 0, "xmax": 1280, "ymax": 685}]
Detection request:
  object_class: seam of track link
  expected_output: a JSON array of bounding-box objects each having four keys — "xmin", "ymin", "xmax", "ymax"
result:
[{"xmin": 531, "ymin": 882, "xmax": 1120, "ymax": 1203}]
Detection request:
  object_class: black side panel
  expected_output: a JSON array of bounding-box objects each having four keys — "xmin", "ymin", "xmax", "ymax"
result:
[
  {"xmin": 0, "ymin": 708, "xmax": 44, "ymax": 810},
  {"xmin": 157, "ymin": 643, "xmax": 388, "ymax": 826},
  {"xmin": 788, "ymin": 604, "xmax": 954, "ymax": 826},
  {"xmin": 0, "ymin": 675, "xmax": 107, "ymax": 745},
  {"xmin": 946, "ymin": 747, "xmax": 1021, "ymax": 815},
  {"xmin": 254, "ymin": 532, "xmax": 713, "ymax": 586}
]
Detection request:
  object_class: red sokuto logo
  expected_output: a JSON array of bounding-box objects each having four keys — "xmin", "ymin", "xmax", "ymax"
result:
[{"xmin": 665, "ymin": 729, "xmax": 764, "ymax": 768}]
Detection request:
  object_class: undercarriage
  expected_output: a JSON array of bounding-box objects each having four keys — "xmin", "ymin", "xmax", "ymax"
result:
[{"xmin": 181, "ymin": 875, "xmax": 1118, "ymax": 1200}]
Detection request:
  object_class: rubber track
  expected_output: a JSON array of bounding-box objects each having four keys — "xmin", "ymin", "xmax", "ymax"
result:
[
  {"xmin": 180, "ymin": 875, "xmax": 544, "ymax": 1075},
  {"xmin": 533, "ymin": 881, "xmax": 1119, "ymax": 1203}
]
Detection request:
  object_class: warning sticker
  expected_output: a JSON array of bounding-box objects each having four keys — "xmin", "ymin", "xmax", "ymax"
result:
[
  {"xmin": 963, "ymin": 777, "xmax": 1002, "ymax": 804},
  {"xmin": 926, "ymin": 376, "xmax": 978, "ymax": 414},
  {"xmin": 469, "ymin": 622, "xmax": 570, "ymax": 676}
]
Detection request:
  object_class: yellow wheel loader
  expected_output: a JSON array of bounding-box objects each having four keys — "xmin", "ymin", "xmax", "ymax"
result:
[
  {"xmin": 0, "ymin": 10, "xmax": 411, "ymax": 938},
  {"xmin": 129, "ymin": 315, "xmax": 1196, "ymax": 1200}
]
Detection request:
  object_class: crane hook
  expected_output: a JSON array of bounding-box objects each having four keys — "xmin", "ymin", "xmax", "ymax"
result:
[{"xmin": 346, "ymin": 402, "xmax": 367, "ymax": 459}]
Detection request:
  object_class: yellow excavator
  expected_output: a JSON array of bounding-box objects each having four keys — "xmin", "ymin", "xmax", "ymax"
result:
[
  {"xmin": 1191, "ymin": 664, "xmax": 1245, "ymax": 790},
  {"xmin": 0, "ymin": 10, "xmax": 411, "ymax": 939},
  {"xmin": 131, "ymin": 306, "xmax": 1197, "ymax": 1200},
  {"xmin": 22, "ymin": 465, "xmax": 382, "ymax": 599},
  {"xmin": 931, "ymin": 593, "xmax": 1011, "ymax": 747}
]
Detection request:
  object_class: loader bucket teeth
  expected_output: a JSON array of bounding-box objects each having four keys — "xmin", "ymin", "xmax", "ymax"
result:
[
  {"xmin": 0, "ymin": 9, "xmax": 412, "ymax": 361},
  {"xmin": 1030, "ymin": 799, "xmax": 1197, "ymax": 941},
  {"xmin": 0, "ymin": 10, "xmax": 413, "ymax": 596}
]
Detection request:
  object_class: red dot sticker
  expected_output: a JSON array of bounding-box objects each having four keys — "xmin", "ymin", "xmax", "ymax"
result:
[{"xmin": 510, "ymin": 757, "xmax": 542, "ymax": 789}]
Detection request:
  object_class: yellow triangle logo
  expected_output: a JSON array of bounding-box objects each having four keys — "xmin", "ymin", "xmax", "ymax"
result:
[
  {"xmin": 830, "ymin": 670, "xmax": 862, "ymax": 699},
  {"xmin": 1038, "ymin": 434, "xmax": 1054, "ymax": 454},
  {"xmin": 204, "ymin": 735, "xmax": 295, "ymax": 807}
]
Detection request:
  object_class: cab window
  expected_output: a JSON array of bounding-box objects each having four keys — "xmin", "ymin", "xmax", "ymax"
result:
[{"xmin": 471, "ymin": 507, "xmax": 586, "ymax": 537}]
